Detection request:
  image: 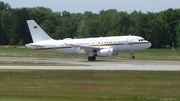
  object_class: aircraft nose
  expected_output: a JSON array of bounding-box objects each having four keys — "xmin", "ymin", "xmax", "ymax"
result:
[{"xmin": 147, "ymin": 42, "xmax": 152, "ymax": 48}]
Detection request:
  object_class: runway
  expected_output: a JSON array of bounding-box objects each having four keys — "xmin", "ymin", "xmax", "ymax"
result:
[{"xmin": 0, "ymin": 57, "xmax": 180, "ymax": 71}]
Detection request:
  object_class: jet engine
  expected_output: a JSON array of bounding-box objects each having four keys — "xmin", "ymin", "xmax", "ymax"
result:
[
  {"xmin": 77, "ymin": 49, "xmax": 86, "ymax": 54},
  {"xmin": 96, "ymin": 48, "xmax": 118, "ymax": 57}
]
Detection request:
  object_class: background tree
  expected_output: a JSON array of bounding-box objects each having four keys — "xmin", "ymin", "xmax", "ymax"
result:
[
  {"xmin": 159, "ymin": 8, "xmax": 180, "ymax": 45},
  {"xmin": 1, "ymin": 1, "xmax": 180, "ymax": 48},
  {"xmin": 176, "ymin": 24, "xmax": 180, "ymax": 46},
  {"xmin": 0, "ymin": 12, "xmax": 6, "ymax": 44},
  {"xmin": 0, "ymin": 2, "xmax": 11, "ymax": 11}
]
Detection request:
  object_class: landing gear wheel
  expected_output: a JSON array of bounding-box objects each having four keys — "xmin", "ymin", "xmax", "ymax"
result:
[
  {"xmin": 92, "ymin": 56, "xmax": 95, "ymax": 61},
  {"xmin": 132, "ymin": 56, "xmax": 135, "ymax": 59},
  {"xmin": 87, "ymin": 56, "xmax": 96, "ymax": 61},
  {"xmin": 88, "ymin": 56, "xmax": 91, "ymax": 61},
  {"xmin": 131, "ymin": 51, "xmax": 135, "ymax": 59}
]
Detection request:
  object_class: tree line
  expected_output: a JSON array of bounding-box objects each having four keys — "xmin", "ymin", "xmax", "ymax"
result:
[{"xmin": 1, "ymin": 2, "xmax": 180, "ymax": 48}]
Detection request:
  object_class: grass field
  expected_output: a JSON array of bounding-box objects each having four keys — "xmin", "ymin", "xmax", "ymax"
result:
[
  {"xmin": 0, "ymin": 70, "xmax": 180, "ymax": 101},
  {"xmin": 0, "ymin": 61, "xmax": 84, "ymax": 66},
  {"xmin": 0, "ymin": 47, "xmax": 180, "ymax": 61}
]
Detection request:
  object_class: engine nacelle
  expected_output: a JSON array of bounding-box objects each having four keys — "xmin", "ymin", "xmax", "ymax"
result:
[
  {"xmin": 96, "ymin": 48, "xmax": 118, "ymax": 57},
  {"xmin": 77, "ymin": 49, "xmax": 86, "ymax": 54}
]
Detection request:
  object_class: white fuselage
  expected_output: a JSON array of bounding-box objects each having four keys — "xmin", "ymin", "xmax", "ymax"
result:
[{"xmin": 26, "ymin": 35, "xmax": 151, "ymax": 56}]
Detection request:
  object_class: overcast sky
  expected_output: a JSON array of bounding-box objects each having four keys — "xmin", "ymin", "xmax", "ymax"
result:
[{"xmin": 2, "ymin": 0, "xmax": 180, "ymax": 14}]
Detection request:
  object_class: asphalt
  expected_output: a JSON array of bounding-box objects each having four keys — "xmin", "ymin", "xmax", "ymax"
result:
[{"xmin": 0, "ymin": 57, "xmax": 180, "ymax": 71}]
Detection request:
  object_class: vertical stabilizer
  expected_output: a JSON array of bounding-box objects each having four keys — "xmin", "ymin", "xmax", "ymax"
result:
[{"xmin": 27, "ymin": 20, "xmax": 53, "ymax": 43}]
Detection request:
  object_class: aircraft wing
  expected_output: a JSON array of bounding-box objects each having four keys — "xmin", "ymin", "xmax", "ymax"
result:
[{"xmin": 64, "ymin": 43, "xmax": 102, "ymax": 51}]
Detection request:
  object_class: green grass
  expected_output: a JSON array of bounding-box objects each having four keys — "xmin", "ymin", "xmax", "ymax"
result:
[
  {"xmin": 0, "ymin": 47, "xmax": 180, "ymax": 61},
  {"xmin": 0, "ymin": 47, "xmax": 87, "ymax": 59},
  {"xmin": 0, "ymin": 61, "xmax": 84, "ymax": 66},
  {"xmin": 0, "ymin": 70, "xmax": 180, "ymax": 101}
]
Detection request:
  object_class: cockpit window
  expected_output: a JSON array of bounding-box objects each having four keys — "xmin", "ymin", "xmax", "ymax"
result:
[{"xmin": 139, "ymin": 39, "xmax": 145, "ymax": 41}]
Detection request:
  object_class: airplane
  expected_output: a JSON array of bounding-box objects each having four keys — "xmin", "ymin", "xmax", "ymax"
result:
[{"xmin": 26, "ymin": 20, "xmax": 151, "ymax": 61}]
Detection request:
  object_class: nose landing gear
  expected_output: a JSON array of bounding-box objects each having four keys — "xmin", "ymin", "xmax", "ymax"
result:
[{"xmin": 131, "ymin": 51, "xmax": 135, "ymax": 59}]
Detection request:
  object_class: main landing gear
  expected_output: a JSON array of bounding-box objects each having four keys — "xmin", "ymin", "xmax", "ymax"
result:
[
  {"xmin": 131, "ymin": 51, "xmax": 135, "ymax": 59},
  {"xmin": 87, "ymin": 56, "xmax": 96, "ymax": 61},
  {"xmin": 87, "ymin": 51, "xmax": 135, "ymax": 61}
]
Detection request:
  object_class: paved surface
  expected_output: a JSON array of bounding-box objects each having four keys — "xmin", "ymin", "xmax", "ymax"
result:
[{"xmin": 0, "ymin": 57, "xmax": 180, "ymax": 71}]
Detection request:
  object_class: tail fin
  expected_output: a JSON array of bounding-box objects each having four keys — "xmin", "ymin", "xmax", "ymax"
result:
[{"xmin": 27, "ymin": 20, "xmax": 53, "ymax": 43}]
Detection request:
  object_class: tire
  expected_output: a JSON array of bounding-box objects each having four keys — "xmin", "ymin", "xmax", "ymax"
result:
[{"xmin": 132, "ymin": 56, "xmax": 135, "ymax": 59}]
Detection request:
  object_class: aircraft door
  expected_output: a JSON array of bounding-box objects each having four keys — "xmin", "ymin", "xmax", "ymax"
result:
[
  {"xmin": 52, "ymin": 41, "xmax": 56, "ymax": 50},
  {"xmin": 128, "ymin": 37, "xmax": 134, "ymax": 46},
  {"xmin": 98, "ymin": 42, "xmax": 101, "ymax": 48}
]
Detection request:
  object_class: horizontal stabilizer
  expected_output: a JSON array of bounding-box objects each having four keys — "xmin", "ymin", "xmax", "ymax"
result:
[{"xmin": 25, "ymin": 43, "xmax": 45, "ymax": 49}]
